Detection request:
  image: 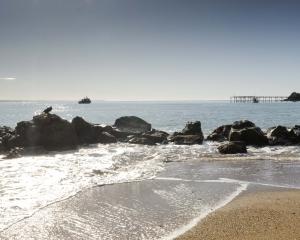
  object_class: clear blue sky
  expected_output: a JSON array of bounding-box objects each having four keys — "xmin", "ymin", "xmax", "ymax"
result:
[{"xmin": 1, "ymin": 0, "xmax": 300, "ymax": 100}]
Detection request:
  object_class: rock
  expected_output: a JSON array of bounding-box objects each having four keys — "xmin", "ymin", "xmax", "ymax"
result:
[
  {"xmin": 229, "ymin": 126, "xmax": 268, "ymax": 146},
  {"xmin": 181, "ymin": 121, "xmax": 203, "ymax": 136},
  {"xmin": 114, "ymin": 116, "xmax": 151, "ymax": 134},
  {"xmin": 218, "ymin": 141, "xmax": 247, "ymax": 154},
  {"xmin": 284, "ymin": 92, "xmax": 300, "ymax": 102},
  {"xmin": 142, "ymin": 129, "xmax": 169, "ymax": 144},
  {"xmin": 0, "ymin": 126, "xmax": 14, "ymax": 137},
  {"xmin": 171, "ymin": 135, "xmax": 203, "ymax": 145},
  {"xmin": 14, "ymin": 113, "xmax": 78, "ymax": 150},
  {"xmin": 128, "ymin": 137, "xmax": 156, "ymax": 145},
  {"xmin": 0, "ymin": 140, "xmax": 4, "ymax": 152},
  {"xmin": 3, "ymin": 147, "xmax": 24, "ymax": 159},
  {"xmin": 206, "ymin": 125, "xmax": 232, "ymax": 141},
  {"xmin": 290, "ymin": 125, "xmax": 300, "ymax": 143},
  {"xmin": 231, "ymin": 120, "xmax": 255, "ymax": 130},
  {"xmin": 266, "ymin": 126, "xmax": 293, "ymax": 145},
  {"xmin": 168, "ymin": 121, "xmax": 204, "ymax": 145},
  {"xmin": 97, "ymin": 132, "xmax": 117, "ymax": 144},
  {"xmin": 71, "ymin": 117, "xmax": 103, "ymax": 144},
  {"xmin": 127, "ymin": 129, "xmax": 169, "ymax": 145},
  {"xmin": 0, "ymin": 126, "xmax": 15, "ymax": 151}
]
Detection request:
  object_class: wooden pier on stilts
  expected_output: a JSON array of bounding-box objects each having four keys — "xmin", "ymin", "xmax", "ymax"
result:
[{"xmin": 230, "ymin": 96, "xmax": 287, "ymax": 103}]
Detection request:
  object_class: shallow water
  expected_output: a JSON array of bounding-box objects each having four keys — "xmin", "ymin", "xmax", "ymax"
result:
[{"xmin": 0, "ymin": 101, "xmax": 300, "ymax": 235}]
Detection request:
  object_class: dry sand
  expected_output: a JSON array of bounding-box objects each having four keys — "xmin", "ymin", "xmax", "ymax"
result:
[{"xmin": 176, "ymin": 190, "xmax": 300, "ymax": 240}]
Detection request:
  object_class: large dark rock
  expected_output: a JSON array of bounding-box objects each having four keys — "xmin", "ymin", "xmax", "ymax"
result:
[
  {"xmin": 229, "ymin": 126, "xmax": 268, "ymax": 146},
  {"xmin": 284, "ymin": 92, "xmax": 300, "ymax": 102},
  {"xmin": 170, "ymin": 135, "xmax": 203, "ymax": 145},
  {"xmin": 14, "ymin": 113, "xmax": 78, "ymax": 150},
  {"xmin": 206, "ymin": 125, "xmax": 232, "ymax": 142},
  {"xmin": 231, "ymin": 120, "xmax": 255, "ymax": 130},
  {"xmin": 181, "ymin": 121, "xmax": 203, "ymax": 136},
  {"xmin": 290, "ymin": 125, "xmax": 300, "ymax": 143},
  {"xmin": 71, "ymin": 117, "xmax": 117, "ymax": 144},
  {"xmin": 72, "ymin": 117, "xmax": 102, "ymax": 144},
  {"xmin": 169, "ymin": 121, "xmax": 204, "ymax": 145},
  {"xmin": 114, "ymin": 116, "xmax": 151, "ymax": 134},
  {"xmin": 218, "ymin": 141, "xmax": 247, "ymax": 154},
  {"xmin": 266, "ymin": 126, "xmax": 293, "ymax": 145}
]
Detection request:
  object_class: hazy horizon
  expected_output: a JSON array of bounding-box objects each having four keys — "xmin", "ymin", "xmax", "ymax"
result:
[{"xmin": 1, "ymin": 0, "xmax": 300, "ymax": 100}]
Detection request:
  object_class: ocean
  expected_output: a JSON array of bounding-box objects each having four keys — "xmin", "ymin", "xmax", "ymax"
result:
[{"xmin": 1, "ymin": 101, "xmax": 300, "ymax": 239}]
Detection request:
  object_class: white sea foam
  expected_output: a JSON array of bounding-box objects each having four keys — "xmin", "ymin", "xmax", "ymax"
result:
[
  {"xmin": 1, "ymin": 141, "xmax": 300, "ymax": 232},
  {"xmin": 0, "ymin": 143, "xmax": 164, "ymax": 231}
]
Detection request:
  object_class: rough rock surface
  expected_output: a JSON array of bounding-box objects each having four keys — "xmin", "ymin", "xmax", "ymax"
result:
[
  {"xmin": 14, "ymin": 113, "xmax": 78, "ymax": 150},
  {"xmin": 229, "ymin": 126, "xmax": 268, "ymax": 146},
  {"xmin": 114, "ymin": 116, "xmax": 151, "ymax": 134},
  {"xmin": 206, "ymin": 125, "xmax": 232, "ymax": 142},
  {"xmin": 181, "ymin": 121, "xmax": 204, "ymax": 136},
  {"xmin": 266, "ymin": 126, "xmax": 293, "ymax": 145},
  {"xmin": 170, "ymin": 135, "xmax": 203, "ymax": 145},
  {"xmin": 284, "ymin": 92, "xmax": 300, "ymax": 102},
  {"xmin": 218, "ymin": 141, "xmax": 247, "ymax": 154}
]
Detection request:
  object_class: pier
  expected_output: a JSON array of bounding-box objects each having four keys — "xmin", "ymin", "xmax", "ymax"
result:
[{"xmin": 230, "ymin": 96, "xmax": 287, "ymax": 103}]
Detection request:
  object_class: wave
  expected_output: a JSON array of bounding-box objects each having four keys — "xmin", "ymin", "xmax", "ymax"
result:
[{"xmin": 1, "ymin": 142, "xmax": 300, "ymax": 232}]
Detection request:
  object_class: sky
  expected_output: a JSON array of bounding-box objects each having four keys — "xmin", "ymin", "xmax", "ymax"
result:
[{"xmin": 0, "ymin": 0, "xmax": 300, "ymax": 100}]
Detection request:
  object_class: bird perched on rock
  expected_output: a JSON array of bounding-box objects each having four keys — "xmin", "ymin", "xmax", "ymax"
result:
[{"xmin": 43, "ymin": 106, "xmax": 53, "ymax": 114}]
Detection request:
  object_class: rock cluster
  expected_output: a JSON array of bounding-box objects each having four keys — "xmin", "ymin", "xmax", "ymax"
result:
[
  {"xmin": 1, "ymin": 111, "xmax": 300, "ymax": 159},
  {"xmin": 207, "ymin": 120, "xmax": 300, "ymax": 154}
]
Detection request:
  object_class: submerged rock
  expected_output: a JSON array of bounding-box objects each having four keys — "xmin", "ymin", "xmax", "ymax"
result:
[
  {"xmin": 284, "ymin": 92, "xmax": 300, "ymax": 102},
  {"xmin": 142, "ymin": 129, "xmax": 169, "ymax": 144},
  {"xmin": 128, "ymin": 136, "xmax": 156, "ymax": 145},
  {"xmin": 170, "ymin": 135, "xmax": 203, "ymax": 145},
  {"xmin": 206, "ymin": 124, "xmax": 232, "ymax": 142},
  {"xmin": 114, "ymin": 116, "xmax": 151, "ymax": 134},
  {"xmin": 218, "ymin": 141, "xmax": 247, "ymax": 154},
  {"xmin": 127, "ymin": 129, "xmax": 169, "ymax": 145}
]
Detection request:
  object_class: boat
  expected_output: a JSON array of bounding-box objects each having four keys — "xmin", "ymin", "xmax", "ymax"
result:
[
  {"xmin": 78, "ymin": 97, "xmax": 91, "ymax": 104},
  {"xmin": 252, "ymin": 97, "xmax": 259, "ymax": 103}
]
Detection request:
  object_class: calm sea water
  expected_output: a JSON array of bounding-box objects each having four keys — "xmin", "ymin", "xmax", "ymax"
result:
[
  {"xmin": 1, "ymin": 100, "xmax": 300, "ymax": 133},
  {"xmin": 1, "ymin": 101, "xmax": 300, "ymax": 238}
]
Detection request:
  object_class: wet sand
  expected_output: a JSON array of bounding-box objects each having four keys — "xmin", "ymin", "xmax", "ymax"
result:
[
  {"xmin": 1, "ymin": 160, "xmax": 300, "ymax": 240},
  {"xmin": 176, "ymin": 190, "xmax": 300, "ymax": 240}
]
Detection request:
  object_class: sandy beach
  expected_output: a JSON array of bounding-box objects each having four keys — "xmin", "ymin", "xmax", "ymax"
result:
[{"xmin": 176, "ymin": 190, "xmax": 300, "ymax": 240}]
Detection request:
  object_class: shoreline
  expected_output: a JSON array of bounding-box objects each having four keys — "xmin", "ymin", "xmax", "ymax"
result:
[
  {"xmin": 176, "ymin": 189, "xmax": 300, "ymax": 240},
  {"xmin": 1, "ymin": 159, "xmax": 300, "ymax": 240}
]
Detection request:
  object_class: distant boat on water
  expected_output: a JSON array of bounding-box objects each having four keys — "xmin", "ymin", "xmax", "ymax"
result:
[{"xmin": 78, "ymin": 97, "xmax": 91, "ymax": 104}]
